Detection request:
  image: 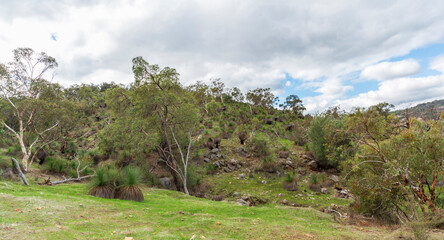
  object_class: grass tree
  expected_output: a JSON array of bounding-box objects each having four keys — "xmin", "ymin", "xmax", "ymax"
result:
[
  {"xmin": 115, "ymin": 166, "xmax": 144, "ymax": 202},
  {"xmin": 0, "ymin": 48, "xmax": 63, "ymax": 171},
  {"xmin": 88, "ymin": 167, "xmax": 117, "ymax": 199}
]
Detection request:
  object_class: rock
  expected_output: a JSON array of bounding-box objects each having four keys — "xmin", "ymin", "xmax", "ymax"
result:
[
  {"xmin": 321, "ymin": 179, "xmax": 335, "ymax": 188},
  {"xmin": 124, "ymin": 237, "xmax": 134, "ymax": 240},
  {"xmin": 279, "ymin": 151, "xmax": 290, "ymax": 159},
  {"xmin": 330, "ymin": 175, "xmax": 340, "ymax": 182},
  {"xmin": 230, "ymin": 159, "xmax": 237, "ymax": 164},
  {"xmin": 236, "ymin": 147, "xmax": 248, "ymax": 157},
  {"xmin": 307, "ymin": 160, "xmax": 318, "ymax": 171},
  {"xmin": 321, "ymin": 188, "xmax": 329, "ymax": 194},
  {"xmin": 282, "ymin": 199, "xmax": 288, "ymax": 204},
  {"xmin": 326, "ymin": 197, "xmax": 330, "ymax": 201},
  {"xmin": 285, "ymin": 160, "xmax": 294, "ymax": 168},
  {"xmin": 213, "ymin": 161, "xmax": 221, "ymax": 168},
  {"xmin": 227, "ymin": 164, "xmax": 235, "ymax": 171},
  {"xmin": 233, "ymin": 192, "xmax": 238, "ymax": 197},
  {"xmin": 261, "ymin": 180, "xmax": 267, "ymax": 184},
  {"xmin": 238, "ymin": 173, "xmax": 246, "ymax": 179},
  {"xmin": 241, "ymin": 195, "xmax": 249, "ymax": 201},
  {"xmin": 337, "ymin": 189, "xmax": 350, "ymax": 199},
  {"xmin": 223, "ymin": 167, "xmax": 231, "ymax": 173},
  {"xmin": 210, "ymin": 148, "xmax": 219, "ymax": 154},
  {"xmin": 265, "ymin": 118, "xmax": 273, "ymax": 125},
  {"xmin": 291, "ymin": 152, "xmax": 297, "ymax": 155},
  {"xmin": 203, "ymin": 158, "xmax": 211, "ymax": 163},
  {"xmin": 216, "ymin": 154, "xmax": 222, "ymax": 158},
  {"xmin": 278, "ymin": 193, "xmax": 284, "ymax": 197},
  {"xmin": 236, "ymin": 199, "xmax": 250, "ymax": 206},
  {"xmin": 159, "ymin": 177, "xmax": 171, "ymax": 189}
]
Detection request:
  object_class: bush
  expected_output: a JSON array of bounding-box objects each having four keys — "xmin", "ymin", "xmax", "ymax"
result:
[
  {"xmin": 307, "ymin": 116, "xmax": 327, "ymax": 165},
  {"xmin": 45, "ymin": 157, "xmax": 69, "ymax": 174},
  {"xmin": 88, "ymin": 166, "xmax": 118, "ymax": 199},
  {"xmin": 114, "ymin": 166, "xmax": 144, "ymax": 202},
  {"xmin": 248, "ymin": 137, "xmax": 270, "ymax": 157}
]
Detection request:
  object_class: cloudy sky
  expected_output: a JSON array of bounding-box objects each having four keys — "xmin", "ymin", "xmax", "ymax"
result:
[{"xmin": 1, "ymin": 0, "xmax": 444, "ymax": 113}]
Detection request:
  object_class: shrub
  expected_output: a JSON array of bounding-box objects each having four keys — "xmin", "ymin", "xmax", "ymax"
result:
[
  {"xmin": 248, "ymin": 137, "xmax": 270, "ymax": 158},
  {"xmin": 88, "ymin": 167, "xmax": 117, "ymax": 199},
  {"xmin": 45, "ymin": 157, "xmax": 69, "ymax": 174},
  {"xmin": 114, "ymin": 166, "xmax": 144, "ymax": 202},
  {"xmin": 308, "ymin": 116, "xmax": 327, "ymax": 165}
]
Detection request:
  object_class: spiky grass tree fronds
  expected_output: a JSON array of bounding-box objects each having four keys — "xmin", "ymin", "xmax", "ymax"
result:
[
  {"xmin": 88, "ymin": 167, "xmax": 117, "ymax": 199},
  {"xmin": 115, "ymin": 166, "xmax": 144, "ymax": 202}
]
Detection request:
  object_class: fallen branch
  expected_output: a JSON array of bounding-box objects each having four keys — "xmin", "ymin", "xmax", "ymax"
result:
[
  {"xmin": 51, "ymin": 175, "xmax": 94, "ymax": 185},
  {"xmin": 11, "ymin": 157, "xmax": 29, "ymax": 186},
  {"xmin": 47, "ymin": 156, "xmax": 95, "ymax": 185}
]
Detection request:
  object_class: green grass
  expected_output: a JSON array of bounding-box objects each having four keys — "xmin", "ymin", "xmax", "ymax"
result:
[
  {"xmin": 205, "ymin": 172, "xmax": 350, "ymax": 210},
  {"xmin": 0, "ymin": 181, "xmax": 397, "ymax": 240}
]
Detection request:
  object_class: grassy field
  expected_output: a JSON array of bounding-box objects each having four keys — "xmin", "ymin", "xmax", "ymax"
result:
[{"xmin": 2, "ymin": 181, "xmax": 440, "ymax": 240}]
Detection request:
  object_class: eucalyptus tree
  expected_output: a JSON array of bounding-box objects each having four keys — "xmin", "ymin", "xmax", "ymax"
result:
[
  {"xmin": 0, "ymin": 48, "xmax": 63, "ymax": 171},
  {"xmin": 109, "ymin": 57, "xmax": 199, "ymax": 195}
]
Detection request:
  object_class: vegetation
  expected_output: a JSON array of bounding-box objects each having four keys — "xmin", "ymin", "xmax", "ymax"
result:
[{"xmin": 1, "ymin": 47, "xmax": 443, "ymax": 238}]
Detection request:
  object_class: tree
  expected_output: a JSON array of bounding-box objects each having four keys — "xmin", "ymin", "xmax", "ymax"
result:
[
  {"xmin": 344, "ymin": 105, "xmax": 443, "ymax": 223},
  {"xmin": 281, "ymin": 95, "xmax": 306, "ymax": 116},
  {"xmin": 246, "ymin": 87, "xmax": 277, "ymax": 110},
  {"xmin": 130, "ymin": 56, "xmax": 199, "ymax": 195},
  {"xmin": 210, "ymin": 78, "xmax": 225, "ymax": 103},
  {"xmin": 0, "ymin": 48, "xmax": 61, "ymax": 171},
  {"xmin": 307, "ymin": 116, "xmax": 327, "ymax": 166},
  {"xmin": 227, "ymin": 87, "xmax": 245, "ymax": 102}
]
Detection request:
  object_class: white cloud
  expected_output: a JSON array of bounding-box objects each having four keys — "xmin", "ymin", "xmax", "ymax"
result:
[
  {"xmin": 1, "ymin": 1, "xmax": 444, "ymax": 112},
  {"xmin": 361, "ymin": 59, "xmax": 421, "ymax": 81}
]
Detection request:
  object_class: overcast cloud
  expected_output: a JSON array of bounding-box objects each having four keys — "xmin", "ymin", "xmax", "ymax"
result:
[{"xmin": 1, "ymin": 0, "xmax": 444, "ymax": 113}]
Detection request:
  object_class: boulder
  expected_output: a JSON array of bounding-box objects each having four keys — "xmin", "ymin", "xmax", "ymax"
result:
[
  {"xmin": 330, "ymin": 175, "xmax": 340, "ymax": 182},
  {"xmin": 307, "ymin": 161, "xmax": 318, "ymax": 171},
  {"xmin": 159, "ymin": 177, "xmax": 171, "ymax": 189},
  {"xmin": 321, "ymin": 179, "xmax": 335, "ymax": 188},
  {"xmin": 238, "ymin": 173, "xmax": 246, "ymax": 179},
  {"xmin": 210, "ymin": 148, "xmax": 219, "ymax": 154},
  {"xmin": 236, "ymin": 147, "xmax": 248, "ymax": 157},
  {"xmin": 265, "ymin": 119, "xmax": 273, "ymax": 125},
  {"xmin": 203, "ymin": 158, "xmax": 211, "ymax": 163},
  {"xmin": 321, "ymin": 188, "xmax": 329, "ymax": 194},
  {"xmin": 279, "ymin": 151, "xmax": 290, "ymax": 159}
]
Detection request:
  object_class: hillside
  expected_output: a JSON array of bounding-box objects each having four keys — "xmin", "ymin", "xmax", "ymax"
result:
[{"xmin": 393, "ymin": 99, "xmax": 444, "ymax": 120}]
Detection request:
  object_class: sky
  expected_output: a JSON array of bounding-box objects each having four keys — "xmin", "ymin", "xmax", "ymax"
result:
[{"xmin": 1, "ymin": 0, "xmax": 444, "ymax": 113}]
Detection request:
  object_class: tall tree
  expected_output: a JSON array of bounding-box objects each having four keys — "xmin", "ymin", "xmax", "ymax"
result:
[
  {"xmin": 0, "ymin": 48, "xmax": 61, "ymax": 171},
  {"xmin": 131, "ymin": 56, "xmax": 199, "ymax": 194},
  {"xmin": 281, "ymin": 94, "xmax": 306, "ymax": 117}
]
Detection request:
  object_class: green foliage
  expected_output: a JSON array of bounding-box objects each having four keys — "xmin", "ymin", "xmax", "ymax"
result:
[
  {"xmin": 248, "ymin": 137, "xmax": 270, "ymax": 157},
  {"xmin": 345, "ymin": 105, "xmax": 443, "ymax": 223},
  {"xmin": 89, "ymin": 166, "xmax": 118, "ymax": 188},
  {"xmin": 45, "ymin": 157, "xmax": 68, "ymax": 174},
  {"xmin": 285, "ymin": 171, "xmax": 295, "ymax": 183},
  {"xmin": 120, "ymin": 166, "xmax": 142, "ymax": 187},
  {"xmin": 309, "ymin": 174, "xmax": 318, "ymax": 184},
  {"xmin": 308, "ymin": 116, "xmax": 327, "ymax": 164}
]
